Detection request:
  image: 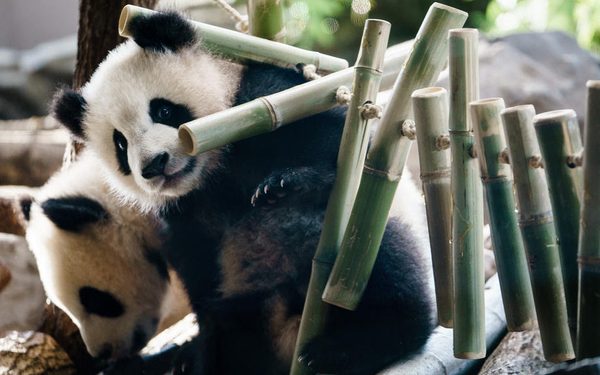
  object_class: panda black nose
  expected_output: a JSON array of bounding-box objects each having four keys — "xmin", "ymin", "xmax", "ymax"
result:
[{"xmin": 142, "ymin": 152, "xmax": 169, "ymax": 179}]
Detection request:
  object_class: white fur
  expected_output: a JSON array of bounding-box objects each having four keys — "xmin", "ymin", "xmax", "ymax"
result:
[
  {"xmin": 80, "ymin": 40, "xmax": 243, "ymax": 212},
  {"xmin": 25, "ymin": 153, "xmax": 189, "ymax": 359}
]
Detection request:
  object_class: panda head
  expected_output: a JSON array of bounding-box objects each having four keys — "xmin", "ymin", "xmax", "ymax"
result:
[
  {"xmin": 22, "ymin": 156, "xmax": 186, "ymax": 359},
  {"xmin": 52, "ymin": 11, "xmax": 243, "ymax": 211}
]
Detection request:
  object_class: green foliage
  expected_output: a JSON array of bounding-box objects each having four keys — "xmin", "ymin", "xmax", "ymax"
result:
[{"xmin": 483, "ymin": 0, "xmax": 600, "ymax": 53}]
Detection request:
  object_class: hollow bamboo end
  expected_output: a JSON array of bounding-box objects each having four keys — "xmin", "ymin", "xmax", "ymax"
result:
[
  {"xmin": 469, "ymin": 97, "xmax": 504, "ymax": 108},
  {"xmin": 545, "ymin": 352, "xmax": 576, "ymax": 363},
  {"xmin": 533, "ymin": 109, "xmax": 577, "ymax": 126},
  {"xmin": 587, "ymin": 80, "xmax": 600, "ymax": 89},
  {"xmin": 500, "ymin": 104, "xmax": 536, "ymax": 126},
  {"xmin": 431, "ymin": 2, "xmax": 469, "ymax": 18},
  {"xmin": 321, "ymin": 290, "xmax": 359, "ymax": 311},
  {"xmin": 412, "ymin": 86, "xmax": 447, "ymax": 99},
  {"xmin": 454, "ymin": 351, "xmax": 486, "ymax": 359},
  {"xmin": 178, "ymin": 125, "xmax": 198, "ymax": 156},
  {"xmin": 449, "ymin": 28, "xmax": 479, "ymax": 38},
  {"xmin": 508, "ymin": 319, "xmax": 536, "ymax": 332},
  {"xmin": 118, "ymin": 5, "xmax": 134, "ymax": 38}
]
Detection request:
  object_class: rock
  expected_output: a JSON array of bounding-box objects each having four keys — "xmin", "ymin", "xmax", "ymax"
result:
[
  {"xmin": 0, "ymin": 233, "xmax": 45, "ymax": 335},
  {"xmin": 479, "ymin": 326, "xmax": 556, "ymax": 374},
  {"xmin": 0, "ymin": 331, "xmax": 75, "ymax": 375}
]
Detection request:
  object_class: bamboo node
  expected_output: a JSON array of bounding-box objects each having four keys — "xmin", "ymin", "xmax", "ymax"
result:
[
  {"xmin": 499, "ymin": 148, "xmax": 510, "ymax": 164},
  {"xmin": 468, "ymin": 143, "xmax": 478, "ymax": 158},
  {"xmin": 528, "ymin": 155, "xmax": 544, "ymax": 169},
  {"xmin": 400, "ymin": 119, "xmax": 416, "ymax": 139},
  {"xmin": 360, "ymin": 103, "xmax": 383, "ymax": 120},
  {"xmin": 302, "ymin": 64, "xmax": 322, "ymax": 81},
  {"xmin": 435, "ymin": 134, "xmax": 451, "ymax": 150},
  {"xmin": 335, "ymin": 86, "xmax": 353, "ymax": 105},
  {"xmin": 566, "ymin": 152, "xmax": 583, "ymax": 168}
]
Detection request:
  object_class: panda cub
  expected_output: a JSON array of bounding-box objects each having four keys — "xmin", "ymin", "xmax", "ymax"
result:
[
  {"xmin": 52, "ymin": 10, "xmax": 434, "ymax": 375},
  {"xmin": 22, "ymin": 153, "xmax": 190, "ymax": 361}
]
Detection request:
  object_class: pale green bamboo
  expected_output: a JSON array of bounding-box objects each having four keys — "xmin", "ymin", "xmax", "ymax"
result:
[
  {"xmin": 534, "ymin": 109, "xmax": 583, "ymax": 341},
  {"xmin": 577, "ymin": 80, "xmax": 600, "ymax": 359},
  {"xmin": 470, "ymin": 98, "xmax": 535, "ymax": 332},
  {"xmin": 118, "ymin": 5, "xmax": 347, "ymax": 73},
  {"xmin": 289, "ymin": 19, "xmax": 391, "ymax": 375},
  {"xmin": 501, "ymin": 105, "xmax": 574, "ymax": 362},
  {"xmin": 448, "ymin": 28, "xmax": 485, "ymax": 359},
  {"xmin": 321, "ymin": 4, "xmax": 468, "ymax": 310},
  {"xmin": 248, "ymin": 0, "xmax": 286, "ymax": 42},
  {"xmin": 412, "ymin": 86, "xmax": 454, "ymax": 328}
]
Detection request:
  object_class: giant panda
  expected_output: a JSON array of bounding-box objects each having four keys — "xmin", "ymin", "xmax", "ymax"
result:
[
  {"xmin": 51, "ymin": 10, "xmax": 435, "ymax": 375},
  {"xmin": 21, "ymin": 153, "xmax": 190, "ymax": 361}
]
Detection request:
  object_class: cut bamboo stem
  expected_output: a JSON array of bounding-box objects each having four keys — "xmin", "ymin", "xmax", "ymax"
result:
[
  {"xmin": 289, "ymin": 18, "xmax": 391, "ymax": 375},
  {"xmin": 179, "ymin": 47, "xmax": 408, "ymax": 155},
  {"xmin": 534, "ymin": 109, "xmax": 583, "ymax": 341},
  {"xmin": 470, "ymin": 97, "xmax": 535, "ymax": 332},
  {"xmin": 248, "ymin": 0, "xmax": 286, "ymax": 42},
  {"xmin": 322, "ymin": 4, "xmax": 468, "ymax": 310},
  {"xmin": 501, "ymin": 105, "xmax": 575, "ymax": 362},
  {"xmin": 119, "ymin": 5, "xmax": 347, "ymax": 73},
  {"xmin": 412, "ymin": 86, "xmax": 454, "ymax": 328},
  {"xmin": 448, "ymin": 28, "xmax": 485, "ymax": 360},
  {"xmin": 577, "ymin": 80, "xmax": 600, "ymax": 359}
]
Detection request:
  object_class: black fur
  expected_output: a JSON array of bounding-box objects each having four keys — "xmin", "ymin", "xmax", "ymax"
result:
[
  {"xmin": 41, "ymin": 197, "xmax": 108, "ymax": 232},
  {"xmin": 149, "ymin": 98, "xmax": 194, "ymax": 128},
  {"xmin": 128, "ymin": 11, "xmax": 196, "ymax": 53},
  {"xmin": 144, "ymin": 247, "xmax": 170, "ymax": 281},
  {"xmin": 19, "ymin": 196, "xmax": 33, "ymax": 222},
  {"xmin": 52, "ymin": 88, "xmax": 87, "ymax": 139},
  {"xmin": 161, "ymin": 63, "xmax": 434, "ymax": 374},
  {"xmin": 113, "ymin": 130, "xmax": 132, "ymax": 175},
  {"xmin": 79, "ymin": 286, "xmax": 125, "ymax": 318}
]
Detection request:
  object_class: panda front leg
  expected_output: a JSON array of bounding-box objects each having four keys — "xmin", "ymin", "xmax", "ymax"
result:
[
  {"xmin": 250, "ymin": 166, "xmax": 335, "ymax": 207},
  {"xmin": 298, "ymin": 218, "xmax": 435, "ymax": 375}
]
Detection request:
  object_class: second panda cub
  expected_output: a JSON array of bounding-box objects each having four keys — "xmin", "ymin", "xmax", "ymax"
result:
[{"xmin": 52, "ymin": 10, "xmax": 434, "ymax": 374}]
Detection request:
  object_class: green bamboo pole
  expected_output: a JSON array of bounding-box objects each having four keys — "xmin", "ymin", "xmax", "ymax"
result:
[
  {"xmin": 179, "ymin": 47, "xmax": 408, "ymax": 155},
  {"xmin": 447, "ymin": 28, "xmax": 485, "ymax": 360},
  {"xmin": 289, "ymin": 18, "xmax": 391, "ymax": 375},
  {"xmin": 248, "ymin": 0, "xmax": 286, "ymax": 42},
  {"xmin": 118, "ymin": 5, "xmax": 347, "ymax": 73},
  {"xmin": 412, "ymin": 86, "xmax": 454, "ymax": 328},
  {"xmin": 470, "ymin": 98, "xmax": 535, "ymax": 332},
  {"xmin": 501, "ymin": 105, "xmax": 575, "ymax": 362},
  {"xmin": 321, "ymin": 4, "xmax": 468, "ymax": 310},
  {"xmin": 534, "ymin": 109, "xmax": 583, "ymax": 341},
  {"xmin": 577, "ymin": 80, "xmax": 600, "ymax": 359}
]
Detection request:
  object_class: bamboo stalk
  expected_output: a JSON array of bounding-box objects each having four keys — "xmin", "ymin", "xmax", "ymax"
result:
[
  {"xmin": 321, "ymin": 4, "xmax": 468, "ymax": 310},
  {"xmin": 447, "ymin": 28, "xmax": 485, "ymax": 360},
  {"xmin": 288, "ymin": 19, "xmax": 390, "ymax": 375},
  {"xmin": 533, "ymin": 109, "xmax": 583, "ymax": 341},
  {"xmin": 179, "ymin": 47, "xmax": 407, "ymax": 155},
  {"xmin": 411, "ymin": 86, "xmax": 454, "ymax": 328},
  {"xmin": 501, "ymin": 105, "xmax": 574, "ymax": 362},
  {"xmin": 577, "ymin": 80, "xmax": 600, "ymax": 359},
  {"xmin": 248, "ymin": 0, "xmax": 286, "ymax": 42},
  {"xmin": 470, "ymin": 98, "xmax": 535, "ymax": 332},
  {"xmin": 118, "ymin": 5, "xmax": 347, "ymax": 73}
]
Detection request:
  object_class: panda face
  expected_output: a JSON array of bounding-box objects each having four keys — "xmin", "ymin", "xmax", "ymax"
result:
[
  {"xmin": 54, "ymin": 39, "xmax": 242, "ymax": 211},
  {"xmin": 22, "ymin": 157, "xmax": 182, "ymax": 359}
]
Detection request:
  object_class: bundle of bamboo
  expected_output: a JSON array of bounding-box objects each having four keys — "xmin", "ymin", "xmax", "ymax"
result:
[
  {"xmin": 501, "ymin": 105, "xmax": 574, "ymax": 362},
  {"xmin": 470, "ymin": 98, "xmax": 535, "ymax": 332}
]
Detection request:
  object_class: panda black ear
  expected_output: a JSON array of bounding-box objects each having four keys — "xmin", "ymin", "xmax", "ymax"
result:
[
  {"xmin": 51, "ymin": 88, "xmax": 87, "ymax": 140},
  {"xmin": 128, "ymin": 11, "xmax": 196, "ymax": 53},
  {"xmin": 41, "ymin": 197, "xmax": 109, "ymax": 232}
]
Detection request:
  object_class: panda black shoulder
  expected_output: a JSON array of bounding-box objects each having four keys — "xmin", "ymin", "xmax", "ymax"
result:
[{"xmin": 234, "ymin": 63, "xmax": 308, "ymax": 106}]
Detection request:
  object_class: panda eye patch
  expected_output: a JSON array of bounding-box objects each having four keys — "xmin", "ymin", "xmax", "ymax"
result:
[
  {"xmin": 79, "ymin": 286, "xmax": 125, "ymax": 318},
  {"xmin": 113, "ymin": 130, "xmax": 131, "ymax": 175},
  {"xmin": 149, "ymin": 98, "xmax": 194, "ymax": 128}
]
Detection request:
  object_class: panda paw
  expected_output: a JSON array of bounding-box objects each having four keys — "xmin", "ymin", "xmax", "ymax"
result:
[
  {"xmin": 250, "ymin": 169, "xmax": 304, "ymax": 207},
  {"xmin": 298, "ymin": 337, "xmax": 352, "ymax": 374}
]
